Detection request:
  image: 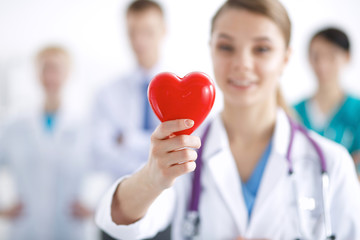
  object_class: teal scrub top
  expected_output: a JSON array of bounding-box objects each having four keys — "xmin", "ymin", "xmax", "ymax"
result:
[{"xmin": 294, "ymin": 95, "xmax": 360, "ymax": 155}]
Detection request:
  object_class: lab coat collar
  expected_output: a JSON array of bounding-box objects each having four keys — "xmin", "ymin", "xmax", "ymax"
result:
[
  {"xmin": 31, "ymin": 102, "xmax": 73, "ymax": 138},
  {"xmin": 201, "ymin": 108, "xmax": 291, "ymax": 163},
  {"xmin": 201, "ymin": 108, "xmax": 292, "ymax": 235},
  {"xmin": 202, "ymin": 114, "xmax": 248, "ymax": 233},
  {"xmin": 272, "ymin": 108, "xmax": 292, "ymax": 157},
  {"xmin": 247, "ymin": 109, "xmax": 291, "ymax": 236}
]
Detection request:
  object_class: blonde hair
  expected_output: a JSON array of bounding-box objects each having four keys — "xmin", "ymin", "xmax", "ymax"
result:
[
  {"xmin": 211, "ymin": 0, "xmax": 293, "ymax": 116},
  {"xmin": 36, "ymin": 45, "xmax": 71, "ymax": 65}
]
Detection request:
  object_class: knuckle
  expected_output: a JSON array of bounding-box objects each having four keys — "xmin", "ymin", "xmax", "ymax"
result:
[
  {"xmin": 182, "ymin": 149, "xmax": 192, "ymax": 160},
  {"xmin": 178, "ymin": 135, "xmax": 188, "ymax": 146},
  {"xmin": 150, "ymin": 133, "xmax": 157, "ymax": 142},
  {"xmin": 183, "ymin": 162, "xmax": 196, "ymax": 172},
  {"xmin": 195, "ymin": 136, "xmax": 201, "ymax": 147},
  {"xmin": 157, "ymin": 124, "xmax": 166, "ymax": 135},
  {"xmin": 193, "ymin": 150, "xmax": 198, "ymax": 160},
  {"xmin": 183, "ymin": 149, "xmax": 196, "ymax": 160}
]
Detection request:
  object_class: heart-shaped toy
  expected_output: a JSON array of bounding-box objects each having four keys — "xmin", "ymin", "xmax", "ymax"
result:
[{"xmin": 148, "ymin": 72, "xmax": 216, "ymax": 135}]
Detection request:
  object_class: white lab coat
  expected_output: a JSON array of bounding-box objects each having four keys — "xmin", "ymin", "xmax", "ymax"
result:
[
  {"xmin": 0, "ymin": 106, "xmax": 90, "ymax": 240},
  {"xmin": 95, "ymin": 109, "xmax": 360, "ymax": 240},
  {"xmin": 91, "ymin": 65, "xmax": 163, "ymax": 180}
]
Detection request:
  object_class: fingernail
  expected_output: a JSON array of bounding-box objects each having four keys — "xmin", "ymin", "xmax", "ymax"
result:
[{"xmin": 185, "ymin": 119, "xmax": 194, "ymax": 127}]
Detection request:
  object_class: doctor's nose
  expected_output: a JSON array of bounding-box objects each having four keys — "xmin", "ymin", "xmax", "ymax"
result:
[{"xmin": 231, "ymin": 50, "xmax": 253, "ymax": 73}]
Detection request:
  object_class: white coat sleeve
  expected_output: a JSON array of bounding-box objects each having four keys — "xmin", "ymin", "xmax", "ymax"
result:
[
  {"xmin": 95, "ymin": 177, "xmax": 176, "ymax": 240},
  {"xmin": 329, "ymin": 145, "xmax": 360, "ymax": 238}
]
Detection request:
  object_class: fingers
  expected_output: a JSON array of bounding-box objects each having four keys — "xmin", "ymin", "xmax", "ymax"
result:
[
  {"xmin": 159, "ymin": 134, "xmax": 201, "ymax": 152},
  {"xmin": 164, "ymin": 161, "xmax": 197, "ymax": 179},
  {"xmin": 158, "ymin": 148, "xmax": 198, "ymax": 168},
  {"xmin": 152, "ymin": 119, "xmax": 194, "ymax": 140},
  {"xmin": 146, "ymin": 119, "xmax": 200, "ymax": 190}
]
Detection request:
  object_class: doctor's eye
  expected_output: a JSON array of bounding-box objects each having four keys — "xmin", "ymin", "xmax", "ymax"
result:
[
  {"xmin": 217, "ymin": 44, "xmax": 234, "ymax": 52},
  {"xmin": 254, "ymin": 46, "xmax": 271, "ymax": 54}
]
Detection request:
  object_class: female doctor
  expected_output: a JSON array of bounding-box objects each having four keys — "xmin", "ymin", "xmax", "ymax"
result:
[
  {"xmin": 96, "ymin": 0, "xmax": 360, "ymax": 239},
  {"xmin": 294, "ymin": 27, "xmax": 360, "ymax": 179}
]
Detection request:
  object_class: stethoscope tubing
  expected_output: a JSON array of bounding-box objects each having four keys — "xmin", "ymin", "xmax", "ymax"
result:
[{"xmin": 185, "ymin": 116, "xmax": 336, "ymax": 239}]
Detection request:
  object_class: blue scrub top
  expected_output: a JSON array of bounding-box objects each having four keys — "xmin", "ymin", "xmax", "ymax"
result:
[
  {"xmin": 241, "ymin": 140, "xmax": 272, "ymax": 219},
  {"xmin": 293, "ymin": 95, "xmax": 360, "ymax": 155}
]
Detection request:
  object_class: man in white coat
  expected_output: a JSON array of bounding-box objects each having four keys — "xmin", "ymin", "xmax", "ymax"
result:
[
  {"xmin": 0, "ymin": 46, "xmax": 93, "ymax": 240},
  {"xmin": 91, "ymin": 0, "xmax": 169, "ymax": 239},
  {"xmin": 92, "ymin": 0, "xmax": 166, "ymax": 187}
]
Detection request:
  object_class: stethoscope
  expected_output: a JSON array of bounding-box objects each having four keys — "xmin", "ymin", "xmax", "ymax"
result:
[{"xmin": 183, "ymin": 116, "xmax": 336, "ymax": 240}]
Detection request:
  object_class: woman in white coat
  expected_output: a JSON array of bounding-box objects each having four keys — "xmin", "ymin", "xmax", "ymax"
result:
[
  {"xmin": 0, "ymin": 46, "xmax": 92, "ymax": 240},
  {"xmin": 96, "ymin": 0, "xmax": 360, "ymax": 239}
]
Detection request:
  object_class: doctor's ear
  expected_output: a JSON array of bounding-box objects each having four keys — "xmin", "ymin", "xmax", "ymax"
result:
[
  {"xmin": 161, "ymin": 21, "xmax": 167, "ymax": 36},
  {"xmin": 284, "ymin": 47, "xmax": 292, "ymax": 65}
]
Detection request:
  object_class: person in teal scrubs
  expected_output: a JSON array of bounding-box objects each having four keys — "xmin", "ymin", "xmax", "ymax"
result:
[{"xmin": 294, "ymin": 27, "xmax": 360, "ymax": 178}]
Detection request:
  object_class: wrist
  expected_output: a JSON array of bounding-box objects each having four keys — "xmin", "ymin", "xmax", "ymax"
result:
[{"xmin": 139, "ymin": 164, "xmax": 165, "ymax": 195}]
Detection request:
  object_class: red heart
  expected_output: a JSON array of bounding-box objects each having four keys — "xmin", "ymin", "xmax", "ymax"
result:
[{"xmin": 148, "ymin": 72, "xmax": 216, "ymax": 135}]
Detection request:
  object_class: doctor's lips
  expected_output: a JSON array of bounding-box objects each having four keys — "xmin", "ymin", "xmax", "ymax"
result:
[{"xmin": 228, "ymin": 78, "xmax": 258, "ymax": 88}]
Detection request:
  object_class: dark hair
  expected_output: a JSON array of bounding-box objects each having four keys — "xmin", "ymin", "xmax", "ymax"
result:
[
  {"xmin": 211, "ymin": 0, "xmax": 292, "ymax": 47},
  {"xmin": 127, "ymin": 0, "xmax": 163, "ymax": 16},
  {"xmin": 311, "ymin": 27, "xmax": 350, "ymax": 52}
]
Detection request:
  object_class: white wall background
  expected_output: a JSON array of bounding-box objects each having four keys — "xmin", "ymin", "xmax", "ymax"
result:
[{"xmin": 0, "ymin": 0, "xmax": 360, "ymax": 121}]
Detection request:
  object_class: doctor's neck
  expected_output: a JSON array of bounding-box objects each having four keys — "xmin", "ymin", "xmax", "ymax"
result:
[
  {"xmin": 137, "ymin": 53, "xmax": 160, "ymax": 71},
  {"xmin": 314, "ymin": 80, "xmax": 344, "ymax": 114},
  {"xmin": 44, "ymin": 95, "xmax": 61, "ymax": 113},
  {"xmin": 221, "ymin": 97, "xmax": 277, "ymax": 142}
]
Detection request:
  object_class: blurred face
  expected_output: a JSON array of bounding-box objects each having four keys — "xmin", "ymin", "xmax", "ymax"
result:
[
  {"xmin": 309, "ymin": 36, "xmax": 350, "ymax": 84},
  {"xmin": 210, "ymin": 9, "xmax": 290, "ymax": 107},
  {"xmin": 127, "ymin": 8, "xmax": 166, "ymax": 69},
  {"xmin": 37, "ymin": 53, "xmax": 69, "ymax": 97}
]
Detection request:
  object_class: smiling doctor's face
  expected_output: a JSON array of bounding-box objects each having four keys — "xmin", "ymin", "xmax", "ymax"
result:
[{"xmin": 210, "ymin": 8, "xmax": 290, "ymax": 108}]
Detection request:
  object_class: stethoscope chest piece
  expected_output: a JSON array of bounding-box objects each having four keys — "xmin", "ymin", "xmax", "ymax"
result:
[{"xmin": 183, "ymin": 211, "xmax": 200, "ymax": 239}]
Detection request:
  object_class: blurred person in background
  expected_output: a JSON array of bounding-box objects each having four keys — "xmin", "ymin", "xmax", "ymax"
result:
[
  {"xmin": 0, "ymin": 46, "xmax": 93, "ymax": 240},
  {"xmin": 294, "ymin": 27, "xmax": 360, "ymax": 179},
  {"xmin": 91, "ymin": 0, "xmax": 170, "ymax": 239}
]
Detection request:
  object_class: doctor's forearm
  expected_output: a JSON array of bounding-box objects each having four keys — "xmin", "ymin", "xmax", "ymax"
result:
[
  {"xmin": 111, "ymin": 119, "xmax": 199, "ymax": 225},
  {"xmin": 111, "ymin": 166, "xmax": 163, "ymax": 225}
]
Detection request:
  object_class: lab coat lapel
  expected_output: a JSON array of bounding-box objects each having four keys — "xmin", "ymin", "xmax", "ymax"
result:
[
  {"xmin": 246, "ymin": 109, "xmax": 293, "ymax": 236},
  {"xmin": 246, "ymin": 153, "xmax": 290, "ymax": 236},
  {"xmin": 204, "ymin": 116, "xmax": 249, "ymax": 234}
]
